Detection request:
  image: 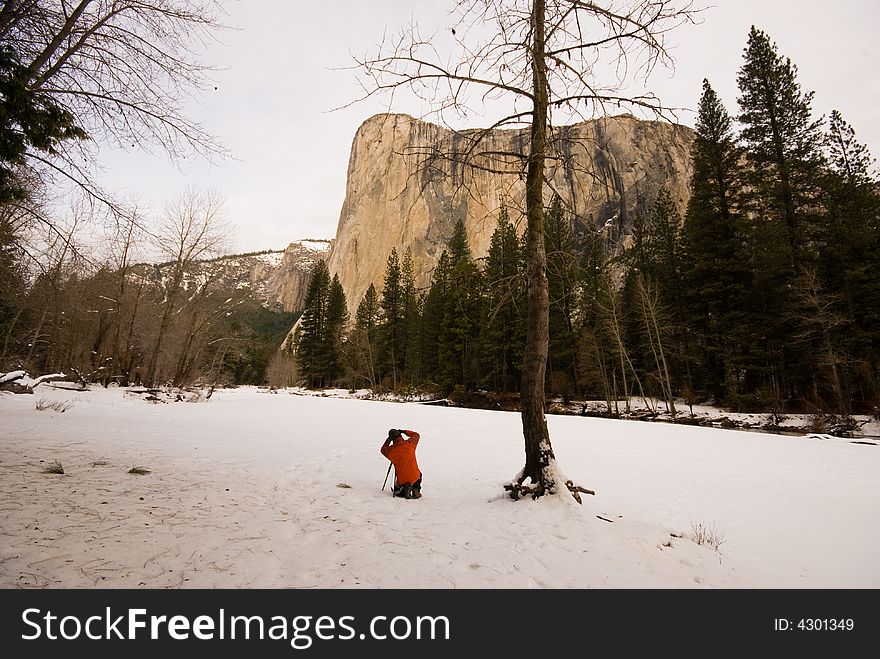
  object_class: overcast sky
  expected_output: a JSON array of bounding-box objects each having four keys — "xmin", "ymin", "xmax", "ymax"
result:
[{"xmin": 96, "ymin": 0, "xmax": 880, "ymax": 254}]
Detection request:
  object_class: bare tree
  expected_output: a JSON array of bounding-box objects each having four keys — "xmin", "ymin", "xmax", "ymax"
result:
[
  {"xmin": 23, "ymin": 204, "xmax": 91, "ymax": 372},
  {"xmin": 635, "ymin": 273, "xmax": 676, "ymax": 414},
  {"xmin": 102, "ymin": 207, "xmax": 148, "ymax": 384},
  {"xmin": 5, "ymin": 0, "xmax": 224, "ymax": 154},
  {"xmin": 351, "ymin": 0, "xmax": 697, "ymax": 500},
  {"xmin": 792, "ymin": 267, "xmax": 851, "ymax": 414},
  {"xmin": 596, "ymin": 276, "xmax": 649, "ymax": 414},
  {"xmin": 144, "ymin": 187, "xmax": 229, "ymax": 385},
  {"xmin": 2, "ymin": 0, "xmax": 227, "ymax": 237}
]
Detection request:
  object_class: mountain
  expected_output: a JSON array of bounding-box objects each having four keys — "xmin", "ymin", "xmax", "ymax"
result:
[
  {"xmin": 141, "ymin": 239, "xmax": 331, "ymax": 312},
  {"xmin": 326, "ymin": 113, "xmax": 695, "ymax": 310}
]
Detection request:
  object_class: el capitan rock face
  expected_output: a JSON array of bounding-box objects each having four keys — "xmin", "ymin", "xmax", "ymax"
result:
[{"xmin": 326, "ymin": 113, "xmax": 695, "ymax": 310}]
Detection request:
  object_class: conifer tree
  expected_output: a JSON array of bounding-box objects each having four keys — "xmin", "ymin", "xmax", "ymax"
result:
[
  {"xmin": 682, "ymin": 79, "xmax": 751, "ymax": 402},
  {"xmin": 401, "ymin": 248, "xmax": 422, "ymax": 385},
  {"xmin": 0, "ymin": 45, "xmax": 87, "ymax": 204},
  {"xmin": 737, "ymin": 26, "xmax": 824, "ymax": 403},
  {"xmin": 295, "ymin": 260, "xmax": 331, "ymax": 388},
  {"xmin": 821, "ymin": 111, "xmax": 880, "ymax": 325},
  {"xmin": 378, "ymin": 248, "xmax": 405, "ymax": 389},
  {"xmin": 818, "ymin": 111, "xmax": 880, "ymax": 406},
  {"xmin": 737, "ymin": 26, "xmax": 824, "ymax": 261},
  {"xmin": 646, "ymin": 189, "xmax": 689, "ymax": 394},
  {"xmin": 643, "ymin": 190, "xmax": 683, "ymax": 299},
  {"xmin": 351, "ymin": 283, "xmax": 381, "ymax": 387},
  {"xmin": 545, "ymin": 196, "xmax": 581, "ymax": 395},
  {"xmin": 483, "ymin": 206, "xmax": 526, "ymax": 392},
  {"xmin": 421, "ymin": 251, "xmax": 451, "ymax": 386},
  {"xmin": 448, "ymin": 217, "xmax": 472, "ymax": 266},
  {"xmin": 324, "ymin": 274, "xmax": 349, "ymax": 386},
  {"xmin": 439, "ymin": 218, "xmax": 483, "ymax": 389},
  {"xmin": 575, "ymin": 228, "xmax": 615, "ymax": 407}
]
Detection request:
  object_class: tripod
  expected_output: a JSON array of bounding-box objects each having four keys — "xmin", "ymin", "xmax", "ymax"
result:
[{"xmin": 382, "ymin": 462, "xmax": 395, "ymax": 496}]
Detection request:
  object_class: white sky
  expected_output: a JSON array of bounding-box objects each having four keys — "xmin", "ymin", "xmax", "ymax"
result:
[{"xmin": 95, "ymin": 1, "xmax": 880, "ymax": 254}]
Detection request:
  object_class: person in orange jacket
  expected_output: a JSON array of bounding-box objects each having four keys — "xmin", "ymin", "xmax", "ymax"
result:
[{"xmin": 380, "ymin": 428, "xmax": 422, "ymax": 499}]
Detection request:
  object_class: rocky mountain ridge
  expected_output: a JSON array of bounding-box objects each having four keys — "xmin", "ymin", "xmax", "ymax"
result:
[{"xmin": 139, "ymin": 239, "xmax": 331, "ymax": 312}]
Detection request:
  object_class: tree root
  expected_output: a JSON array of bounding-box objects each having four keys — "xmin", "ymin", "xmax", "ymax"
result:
[
  {"xmin": 504, "ymin": 479, "xmax": 595, "ymax": 504},
  {"xmin": 566, "ymin": 480, "xmax": 596, "ymax": 504}
]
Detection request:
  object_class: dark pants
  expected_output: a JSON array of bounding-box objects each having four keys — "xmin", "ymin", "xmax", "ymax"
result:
[{"xmin": 393, "ymin": 473, "xmax": 422, "ymax": 498}]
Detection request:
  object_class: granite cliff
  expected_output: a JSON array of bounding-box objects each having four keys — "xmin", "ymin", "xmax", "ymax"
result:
[{"xmin": 325, "ymin": 113, "xmax": 695, "ymax": 309}]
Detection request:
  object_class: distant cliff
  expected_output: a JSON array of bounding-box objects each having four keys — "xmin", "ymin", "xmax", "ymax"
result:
[
  {"xmin": 326, "ymin": 113, "xmax": 695, "ymax": 309},
  {"xmin": 263, "ymin": 241, "xmax": 332, "ymax": 311},
  {"xmin": 143, "ymin": 239, "xmax": 331, "ymax": 313}
]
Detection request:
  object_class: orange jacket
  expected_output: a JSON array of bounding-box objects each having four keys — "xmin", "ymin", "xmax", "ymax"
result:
[{"xmin": 380, "ymin": 430, "xmax": 421, "ymax": 485}]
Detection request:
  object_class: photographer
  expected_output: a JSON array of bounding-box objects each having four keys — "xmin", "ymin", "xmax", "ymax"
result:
[{"xmin": 380, "ymin": 428, "xmax": 422, "ymax": 499}]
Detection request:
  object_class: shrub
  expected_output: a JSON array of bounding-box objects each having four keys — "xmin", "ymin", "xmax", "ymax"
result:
[{"xmin": 42, "ymin": 460, "xmax": 64, "ymax": 474}]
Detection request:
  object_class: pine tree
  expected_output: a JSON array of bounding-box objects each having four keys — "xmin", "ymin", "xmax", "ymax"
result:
[
  {"xmin": 817, "ymin": 111, "xmax": 880, "ymax": 408},
  {"xmin": 682, "ymin": 79, "xmax": 751, "ymax": 403},
  {"xmin": 0, "ymin": 45, "xmax": 87, "ymax": 204},
  {"xmin": 448, "ymin": 217, "xmax": 472, "ymax": 266},
  {"xmin": 378, "ymin": 248, "xmax": 405, "ymax": 390},
  {"xmin": 421, "ymin": 251, "xmax": 451, "ymax": 386},
  {"xmin": 737, "ymin": 26, "xmax": 824, "ymax": 262},
  {"xmin": 737, "ymin": 26, "xmax": 824, "ymax": 405},
  {"xmin": 634, "ymin": 193, "xmax": 682, "ymax": 407},
  {"xmin": 295, "ymin": 260, "xmax": 331, "ymax": 387},
  {"xmin": 401, "ymin": 247, "xmax": 422, "ymax": 386},
  {"xmin": 325, "ymin": 274, "xmax": 349, "ymax": 386},
  {"xmin": 439, "ymin": 218, "xmax": 483, "ymax": 390},
  {"xmin": 574, "ymin": 228, "xmax": 615, "ymax": 407},
  {"xmin": 644, "ymin": 190, "xmax": 684, "ymax": 297},
  {"xmin": 821, "ymin": 110, "xmax": 880, "ymax": 325},
  {"xmin": 545, "ymin": 196, "xmax": 581, "ymax": 395},
  {"xmin": 483, "ymin": 206, "xmax": 526, "ymax": 392},
  {"xmin": 351, "ymin": 283, "xmax": 381, "ymax": 387}
]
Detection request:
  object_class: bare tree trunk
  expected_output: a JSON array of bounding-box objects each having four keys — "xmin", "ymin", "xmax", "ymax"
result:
[
  {"xmin": 602, "ymin": 289, "xmax": 631, "ymax": 413},
  {"xmin": 365, "ymin": 336, "xmax": 376, "ymax": 389},
  {"xmin": 603, "ymin": 285, "xmax": 650, "ymax": 413},
  {"xmin": 590, "ymin": 333, "xmax": 613, "ymax": 414},
  {"xmin": 26, "ymin": 307, "xmax": 47, "ymax": 366},
  {"xmin": 637, "ymin": 275, "xmax": 676, "ymax": 414},
  {"xmin": 145, "ymin": 267, "xmax": 181, "ymax": 385},
  {"xmin": 516, "ymin": 0, "xmax": 555, "ymax": 493},
  {"xmin": 121, "ymin": 275, "xmax": 145, "ymax": 384}
]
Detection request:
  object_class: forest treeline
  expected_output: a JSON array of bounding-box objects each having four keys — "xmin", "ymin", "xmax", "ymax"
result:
[
  {"xmin": 0, "ymin": 2, "xmax": 302, "ymax": 387},
  {"xmin": 293, "ymin": 27, "xmax": 880, "ymax": 416},
  {"xmin": 2, "ymin": 22, "xmax": 878, "ymax": 409},
  {"xmin": 0, "ymin": 191, "xmax": 298, "ymax": 387}
]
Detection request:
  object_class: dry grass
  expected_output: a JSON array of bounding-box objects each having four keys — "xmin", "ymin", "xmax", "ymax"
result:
[
  {"xmin": 35, "ymin": 398, "xmax": 73, "ymax": 413},
  {"xmin": 42, "ymin": 460, "xmax": 65, "ymax": 474},
  {"xmin": 688, "ymin": 521, "xmax": 726, "ymax": 552}
]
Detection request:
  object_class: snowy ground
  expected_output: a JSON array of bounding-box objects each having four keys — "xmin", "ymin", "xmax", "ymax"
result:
[{"xmin": 1, "ymin": 385, "xmax": 878, "ymax": 589}]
